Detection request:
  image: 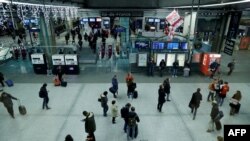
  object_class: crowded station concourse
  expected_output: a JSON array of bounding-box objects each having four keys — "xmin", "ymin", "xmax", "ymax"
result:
[{"xmin": 1, "ymin": 0, "xmax": 250, "ymax": 141}]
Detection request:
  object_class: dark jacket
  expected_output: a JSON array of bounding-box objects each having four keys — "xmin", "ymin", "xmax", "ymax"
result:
[
  {"xmin": 210, "ymin": 104, "xmax": 219, "ymax": 120},
  {"xmin": 128, "ymin": 111, "xmax": 140, "ymax": 124},
  {"xmin": 0, "ymin": 92, "xmax": 18, "ymax": 108},
  {"xmin": 0, "ymin": 72, "xmax": 4, "ymax": 81},
  {"xmin": 189, "ymin": 92, "xmax": 202, "ymax": 108},
  {"xmin": 84, "ymin": 112, "xmax": 96, "ymax": 133},
  {"xmin": 163, "ymin": 80, "xmax": 171, "ymax": 94},
  {"xmin": 159, "ymin": 61, "xmax": 166, "ymax": 69},
  {"xmin": 128, "ymin": 82, "xmax": 136, "ymax": 93},
  {"xmin": 40, "ymin": 86, "xmax": 48, "ymax": 98},
  {"xmin": 112, "ymin": 77, "xmax": 118, "ymax": 91},
  {"xmin": 101, "ymin": 94, "xmax": 108, "ymax": 107},
  {"xmin": 158, "ymin": 88, "xmax": 166, "ymax": 103},
  {"xmin": 173, "ymin": 61, "xmax": 179, "ymax": 69}
]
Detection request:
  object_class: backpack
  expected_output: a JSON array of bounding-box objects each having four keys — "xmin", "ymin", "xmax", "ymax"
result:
[
  {"xmin": 128, "ymin": 116, "xmax": 137, "ymax": 127},
  {"xmin": 214, "ymin": 110, "xmax": 224, "ymax": 121},
  {"xmin": 120, "ymin": 107, "xmax": 126, "ymax": 118},
  {"xmin": 39, "ymin": 90, "xmax": 45, "ymax": 98}
]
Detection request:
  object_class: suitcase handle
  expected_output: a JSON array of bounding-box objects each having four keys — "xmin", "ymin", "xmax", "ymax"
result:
[{"xmin": 17, "ymin": 99, "xmax": 21, "ymax": 106}]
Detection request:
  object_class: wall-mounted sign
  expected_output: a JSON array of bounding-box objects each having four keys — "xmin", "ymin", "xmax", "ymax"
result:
[
  {"xmin": 101, "ymin": 11, "xmax": 143, "ymax": 17},
  {"xmin": 138, "ymin": 53, "xmax": 147, "ymax": 67},
  {"xmin": 31, "ymin": 53, "xmax": 45, "ymax": 64},
  {"xmin": 224, "ymin": 39, "xmax": 235, "ymax": 56},
  {"xmin": 129, "ymin": 53, "xmax": 137, "ymax": 64},
  {"xmin": 52, "ymin": 54, "xmax": 65, "ymax": 65},
  {"xmin": 65, "ymin": 54, "xmax": 78, "ymax": 65}
]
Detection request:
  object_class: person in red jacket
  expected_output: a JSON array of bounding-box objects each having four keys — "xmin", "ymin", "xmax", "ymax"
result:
[{"xmin": 218, "ymin": 81, "xmax": 229, "ymax": 106}]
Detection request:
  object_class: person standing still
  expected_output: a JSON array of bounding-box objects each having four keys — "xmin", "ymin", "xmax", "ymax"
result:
[
  {"xmin": 111, "ymin": 100, "xmax": 118, "ymax": 124},
  {"xmin": 39, "ymin": 83, "xmax": 51, "ymax": 110},
  {"xmin": 227, "ymin": 59, "xmax": 235, "ymax": 76},
  {"xmin": 157, "ymin": 84, "xmax": 166, "ymax": 112},
  {"xmin": 172, "ymin": 60, "xmax": 179, "ymax": 77},
  {"xmin": 159, "ymin": 59, "xmax": 166, "ymax": 77},
  {"xmin": 127, "ymin": 107, "xmax": 140, "ymax": 140},
  {"xmin": 100, "ymin": 91, "xmax": 108, "ymax": 116},
  {"xmin": 120, "ymin": 103, "xmax": 131, "ymax": 133},
  {"xmin": 125, "ymin": 72, "xmax": 134, "ymax": 95},
  {"xmin": 82, "ymin": 111, "xmax": 96, "ymax": 141},
  {"xmin": 0, "ymin": 89, "xmax": 18, "ymax": 118},
  {"xmin": 163, "ymin": 78, "xmax": 171, "ymax": 101},
  {"xmin": 189, "ymin": 88, "xmax": 202, "ymax": 120},
  {"xmin": 218, "ymin": 81, "xmax": 229, "ymax": 106},
  {"xmin": 112, "ymin": 75, "xmax": 118, "ymax": 98},
  {"xmin": 207, "ymin": 101, "xmax": 219, "ymax": 132}
]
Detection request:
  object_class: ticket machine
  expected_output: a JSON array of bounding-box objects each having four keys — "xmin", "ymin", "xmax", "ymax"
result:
[
  {"xmin": 64, "ymin": 54, "xmax": 79, "ymax": 74},
  {"xmin": 52, "ymin": 54, "xmax": 65, "ymax": 75},
  {"xmin": 31, "ymin": 53, "xmax": 47, "ymax": 74}
]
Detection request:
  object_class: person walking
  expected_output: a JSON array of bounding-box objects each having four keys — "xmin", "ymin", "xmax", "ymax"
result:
[
  {"xmin": 207, "ymin": 101, "xmax": 219, "ymax": 132},
  {"xmin": 111, "ymin": 100, "xmax": 118, "ymax": 124},
  {"xmin": 39, "ymin": 83, "xmax": 51, "ymax": 110},
  {"xmin": 127, "ymin": 107, "xmax": 140, "ymax": 140},
  {"xmin": 229, "ymin": 90, "xmax": 242, "ymax": 115},
  {"xmin": 172, "ymin": 60, "xmax": 179, "ymax": 77},
  {"xmin": 65, "ymin": 134, "xmax": 74, "ymax": 141},
  {"xmin": 111, "ymin": 75, "xmax": 118, "ymax": 98},
  {"xmin": 218, "ymin": 81, "xmax": 229, "ymax": 106},
  {"xmin": 209, "ymin": 59, "xmax": 220, "ymax": 79},
  {"xmin": 125, "ymin": 72, "xmax": 134, "ymax": 96},
  {"xmin": 82, "ymin": 111, "xmax": 96, "ymax": 141},
  {"xmin": 189, "ymin": 88, "xmax": 202, "ymax": 120},
  {"xmin": 0, "ymin": 72, "xmax": 5, "ymax": 87},
  {"xmin": 100, "ymin": 91, "xmax": 108, "ymax": 116},
  {"xmin": 120, "ymin": 103, "xmax": 131, "ymax": 133},
  {"xmin": 55, "ymin": 66, "xmax": 65, "ymax": 83},
  {"xmin": 207, "ymin": 79, "xmax": 216, "ymax": 102},
  {"xmin": 65, "ymin": 32, "xmax": 70, "ymax": 45},
  {"xmin": 0, "ymin": 89, "xmax": 18, "ymax": 118},
  {"xmin": 227, "ymin": 59, "xmax": 235, "ymax": 76},
  {"xmin": 157, "ymin": 84, "xmax": 166, "ymax": 112},
  {"xmin": 163, "ymin": 78, "xmax": 171, "ymax": 101}
]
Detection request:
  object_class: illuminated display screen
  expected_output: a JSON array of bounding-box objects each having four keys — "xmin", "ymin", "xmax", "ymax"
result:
[
  {"xmin": 89, "ymin": 18, "xmax": 95, "ymax": 22},
  {"xmin": 152, "ymin": 42, "xmax": 165, "ymax": 50},
  {"xmin": 167, "ymin": 43, "xmax": 179, "ymax": 50},
  {"xmin": 135, "ymin": 41, "xmax": 149, "ymax": 49},
  {"xmin": 82, "ymin": 18, "xmax": 88, "ymax": 22},
  {"xmin": 180, "ymin": 42, "xmax": 188, "ymax": 50},
  {"xmin": 148, "ymin": 18, "xmax": 154, "ymax": 22}
]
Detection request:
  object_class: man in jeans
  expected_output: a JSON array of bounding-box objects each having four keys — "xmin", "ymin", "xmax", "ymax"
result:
[
  {"xmin": 127, "ymin": 107, "xmax": 140, "ymax": 140},
  {"xmin": 121, "ymin": 103, "xmax": 131, "ymax": 133},
  {"xmin": 189, "ymin": 88, "xmax": 202, "ymax": 120},
  {"xmin": 100, "ymin": 91, "xmax": 108, "ymax": 116}
]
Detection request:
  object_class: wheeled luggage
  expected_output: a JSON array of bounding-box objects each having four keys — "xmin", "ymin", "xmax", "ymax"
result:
[
  {"xmin": 5, "ymin": 79, "xmax": 14, "ymax": 87},
  {"xmin": 183, "ymin": 68, "xmax": 190, "ymax": 77},
  {"xmin": 133, "ymin": 91, "xmax": 138, "ymax": 99},
  {"xmin": 61, "ymin": 81, "xmax": 67, "ymax": 87},
  {"xmin": 18, "ymin": 100, "xmax": 27, "ymax": 115},
  {"xmin": 215, "ymin": 120, "xmax": 222, "ymax": 130}
]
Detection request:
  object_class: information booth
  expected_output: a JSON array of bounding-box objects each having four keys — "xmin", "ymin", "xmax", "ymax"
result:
[
  {"xmin": 31, "ymin": 53, "xmax": 47, "ymax": 74},
  {"xmin": 200, "ymin": 53, "xmax": 221, "ymax": 76},
  {"xmin": 52, "ymin": 54, "xmax": 65, "ymax": 75},
  {"xmin": 64, "ymin": 54, "xmax": 79, "ymax": 74}
]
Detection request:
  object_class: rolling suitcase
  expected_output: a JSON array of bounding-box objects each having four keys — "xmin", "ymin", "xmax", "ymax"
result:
[
  {"xmin": 61, "ymin": 81, "xmax": 67, "ymax": 87},
  {"xmin": 18, "ymin": 100, "xmax": 27, "ymax": 115},
  {"xmin": 235, "ymin": 103, "xmax": 241, "ymax": 113},
  {"xmin": 5, "ymin": 79, "xmax": 14, "ymax": 87},
  {"xmin": 215, "ymin": 120, "xmax": 222, "ymax": 130},
  {"xmin": 133, "ymin": 91, "xmax": 138, "ymax": 99}
]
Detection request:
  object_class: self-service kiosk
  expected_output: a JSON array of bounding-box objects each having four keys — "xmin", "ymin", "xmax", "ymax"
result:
[
  {"xmin": 52, "ymin": 54, "xmax": 65, "ymax": 75},
  {"xmin": 200, "ymin": 53, "xmax": 221, "ymax": 76},
  {"xmin": 31, "ymin": 53, "xmax": 47, "ymax": 74},
  {"xmin": 64, "ymin": 54, "xmax": 79, "ymax": 74}
]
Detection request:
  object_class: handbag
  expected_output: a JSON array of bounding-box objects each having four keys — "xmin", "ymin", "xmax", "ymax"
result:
[{"xmin": 230, "ymin": 98, "xmax": 239, "ymax": 105}]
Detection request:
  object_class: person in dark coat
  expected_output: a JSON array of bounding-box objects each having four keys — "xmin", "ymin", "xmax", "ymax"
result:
[
  {"xmin": 82, "ymin": 111, "xmax": 96, "ymax": 141},
  {"xmin": 0, "ymin": 89, "xmax": 18, "ymax": 118},
  {"xmin": 163, "ymin": 78, "xmax": 171, "ymax": 101},
  {"xmin": 121, "ymin": 103, "xmax": 131, "ymax": 133},
  {"xmin": 207, "ymin": 101, "xmax": 219, "ymax": 132},
  {"xmin": 65, "ymin": 134, "xmax": 73, "ymax": 141},
  {"xmin": 172, "ymin": 60, "xmax": 179, "ymax": 77},
  {"xmin": 127, "ymin": 107, "xmax": 140, "ymax": 140},
  {"xmin": 56, "ymin": 66, "xmax": 65, "ymax": 82},
  {"xmin": 157, "ymin": 84, "xmax": 166, "ymax": 112},
  {"xmin": 147, "ymin": 57, "xmax": 155, "ymax": 76},
  {"xmin": 111, "ymin": 75, "xmax": 118, "ymax": 98},
  {"xmin": 159, "ymin": 59, "xmax": 166, "ymax": 77},
  {"xmin": 189, "ymin": 88, "xmax": 202, "ymax": 120},
  {"xmin": 65, "ymin": 33, "xmax": 70, "ymax": 45},
  {"xmin": 227, "ymin": 59, "xmax": 235, "ymax": 76},
  {"xmin": 0, "ymin": 72, "xmax": 5, "ymax": 87},
  {"xmin": 100, "ymin": 91, "xmax": 108, "ymax": 116},
  {"xmin": 39, "ymin": 83, "xmax": 51, "ymax": 110}
]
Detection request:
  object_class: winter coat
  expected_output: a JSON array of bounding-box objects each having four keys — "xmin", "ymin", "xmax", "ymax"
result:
[
  {"xmin": 158, "ymin": 88, "xmax": 166, "ymax": 103},
  {"xmin": 128, "ymin": 111, "xmax": 140, "ymax": 124},
  {"xmin": 0, "ymin": 92, "xmax": 17, "ymax": 108},
  {"xmin": 0, "ymin": 72, "xmax": 4, "ymax": 81},
  {"xmin": 101, "ymin": 94, "xmax": 108, "ymax": 108},
  {"xmin": 111, "ymin": 104, "xmax": 118, "ymax": 117},
  {"xmin": 163, "ymin": 80, "xmax": 171, "ymax": 94},
  {"xmin": 220, "ymin": 84, "xmax": 229, "ymax": 97},
  {"xmin": 210, "ymin": 104, "xmax": 219, "ymax": 120},
  {"xmin": 112, "ymin": 77, "xmax": 118, "ymax": 91},
  {"xmin": 84, "ymin": 112, "xmax": 96, "ymax": 133},
  {"xmin": 40, "ymin": 86, "xmax": 48, "ymax": 98},
  {"xmin": 189, "ymin": 92, "xmax": 202, "ymax": 108},
  {"xmin": 232, "ymin": 93, "xmax": 242, "ymax": 101}
]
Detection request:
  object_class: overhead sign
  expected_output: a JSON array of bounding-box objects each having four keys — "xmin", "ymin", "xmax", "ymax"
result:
[
  {"xmin": 101, "ymin": 11, "xmax": 143, "ymax": 17},
  {"xmin": 224, "ymin": 39, "xmax": 235, "ymax": 56}
]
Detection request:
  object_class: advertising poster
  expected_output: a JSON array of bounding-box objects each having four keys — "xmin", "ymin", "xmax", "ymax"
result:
[
  {"xmin": 156, "ymin": 54, "xmax": 166, "ymax": 66},
  {"xmin": 166, "ymin": 54, "xmax": 176, "ymax": 67},
  {"xmin": 129, "ymin": 53, "xmax": 137, "ymax": 64},
  {"xmin": 138, "ymin": 53, "xmax": 147, "ymax": 67},
  {"xmin": 177, "ymin": 54, "xmax": 186, "ymax": 67}
]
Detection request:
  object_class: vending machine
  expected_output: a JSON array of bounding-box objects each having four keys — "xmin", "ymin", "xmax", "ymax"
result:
[
  {"xmin": 64, "ymin": 54, "xmax": 79, "ymax": 74},
  {"xmin": 200, "ymin": 53, "xmax": 221, "ymax": 76},
  {"xmin": 31, "ymin": 53, "xmax": 47, "ymax": 74},
  {"xmin": 52, "ymin": 54, "xmax": 65, "ymax": 75}
]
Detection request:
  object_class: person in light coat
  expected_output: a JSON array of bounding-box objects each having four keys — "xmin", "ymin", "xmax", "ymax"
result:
[{"xmin": 111, "ymin": 100, "xmax": 118, "ymax": 124}]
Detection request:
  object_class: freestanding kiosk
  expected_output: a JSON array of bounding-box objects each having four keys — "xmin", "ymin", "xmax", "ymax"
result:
[
  {"xmin": 52, "ymin": 54, "xmax": 65, "ymax": 75},
  {"xmin": 31, "ymin": 53, "xmax": 47, "ymax": 74},
  {"xmin": 200, "ymin": 53, "xmax": 221, "ymax": 76},
  {"xmin": 64, "ymin": 54, "xmax": 79, "ymax": 74}
]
